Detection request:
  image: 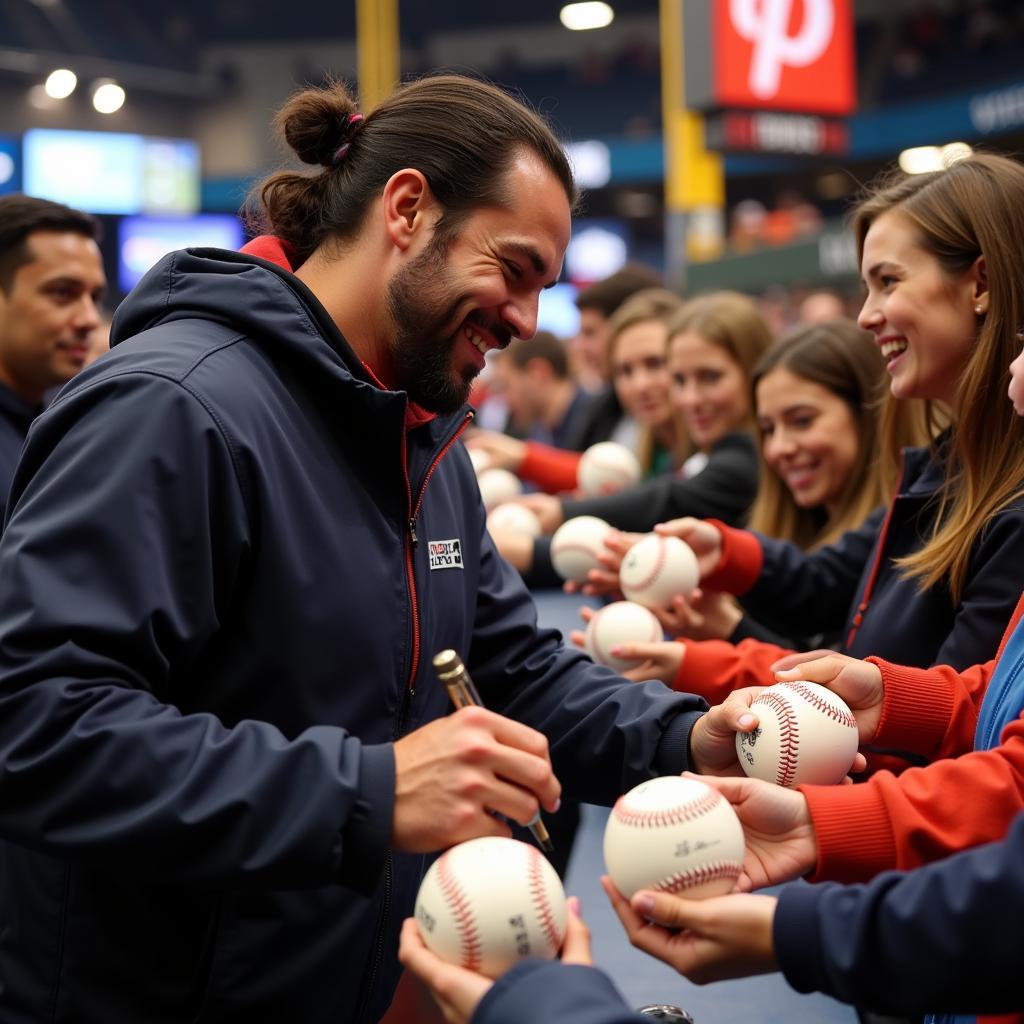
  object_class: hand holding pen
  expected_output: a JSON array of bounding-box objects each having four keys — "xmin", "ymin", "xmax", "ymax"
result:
[{"xmin": 433, "ymin": 649, "xmax": 554, "ymax": 852}]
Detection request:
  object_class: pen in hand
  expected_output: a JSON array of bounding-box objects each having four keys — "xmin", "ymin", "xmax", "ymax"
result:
[{"xmin": 431, "ymin": 649, "xmax": 554, "ymax": 853}]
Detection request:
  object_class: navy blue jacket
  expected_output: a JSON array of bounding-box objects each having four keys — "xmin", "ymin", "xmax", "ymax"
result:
[
  {"xmin": 775, "ymin": 812, "xmax": 1024, "ymax": 1018},
  {"xmin": 0, "ymin": 379, "xmax": 38, "ymax": 523},
  {"xmin": 480, "ymin": 814, "xmax": 1024, "ymax": 1024},
  {"xmin": 742, "ymin": 442, "xmax": 1024, "ymax": 673},
  {"xmin": 0, "ymin": 248, "xmax": 706, "ymax": 1024}
]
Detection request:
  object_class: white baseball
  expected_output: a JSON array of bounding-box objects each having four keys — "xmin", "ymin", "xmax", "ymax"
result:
[
  {"xmin": 604, "ymin": 776, "xmax": 745, "ymax": 900},
  {"xmin": 477, "ymin": 467, "xmax": 523, "ymax": 510},
  {"xmin": 414, "ymin": 836, "xmax": 567, "ymax": 978},
  {"xmin": 550, "ymin": 515, "xmax": 613, "ymax": 583},
  {"xmin": 577, "ymin": 442, "xmax": 642, "ymax": 497},
  {"xmin": 736, "ymin": 681, "xmax": 859, "ymax": 788},
  {"xmin": 468, "ymin": 448, "xmax": 493, "ymax": 476},
  {"xmin": 487, "ymin": 503, "xmax": 542, "ymax": 537},
  {"xmin": 620, "ymin": 534, "xmax": 700, "ymax": 610},
  {"xmin": 584, "ymin": 600, "xmax": 664, "ymax": 673}
]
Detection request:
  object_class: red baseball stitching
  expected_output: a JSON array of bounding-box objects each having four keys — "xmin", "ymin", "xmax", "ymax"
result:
[
  {"xmin": 612, "ymin": 786, "xmax": 721, "ymax": 828},
  {"xmin": 754, "ymin": 691, "xmax": 800, "ymax": 787},
  {"xmin": 655, "ymin": 860, "xmax": 743, "ymax": 895},
  {"xmin": 625, "ymin": 535, "xmax": 667, "ymax": 593},
  {"xmin": 783, "ymin": 681, "xmax": 857, "ymax": 729},
  {"xmin": 437, "ymin": 852, "xmax": 483, "ymax": 972},
  {"xmin": 527, "ymin": 846, "xmax": 562, "ymax": 954}
]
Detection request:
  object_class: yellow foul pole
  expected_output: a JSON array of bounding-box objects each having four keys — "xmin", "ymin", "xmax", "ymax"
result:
[
  {"xmin": 357, "ymin": 0, "xmax": 399, "ymax": 112},
  {"xmin": 659, "ymin": 0, "xmax": 725, "ymax": 290}
]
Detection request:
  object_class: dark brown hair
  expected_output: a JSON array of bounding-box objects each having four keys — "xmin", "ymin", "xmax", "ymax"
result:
[
  {"xmin": 249, "ymin": 74, "xmax": 577, "ymax": 266},
  {"xmin": 506, "ymin": 330, "xmax": 569, "ymax": 378},
  {"xmin": 747, "ymin": 320, "xmax": 928, "ymax": 549},
  {"xmin": 575, "ymin": 263, "xmax": 664, "ymax": 319},
  {"xmin": 0, "ymin": 194, "xmax": 99, "ymax": 291}
]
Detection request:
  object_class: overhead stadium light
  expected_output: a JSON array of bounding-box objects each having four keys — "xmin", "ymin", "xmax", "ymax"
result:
[
  {"xmin": 899, "ymin": 142, "xmax": 973, "ymax": 175},
  {"xmin": 560, "ymin": 2, "xmax": 614, "ymax": 31},
  {"xmin": 44, "ymin": 69, "xmax": 77, "ymax": 99},
  {"xmin": 92, "ymin": 79, "xmax": 126, "ymax": 114}
]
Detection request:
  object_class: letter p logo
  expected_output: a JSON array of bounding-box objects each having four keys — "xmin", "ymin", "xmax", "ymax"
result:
[{"xmin": 730, "ymin": 0, "xmax": 835, "ymax": 98}]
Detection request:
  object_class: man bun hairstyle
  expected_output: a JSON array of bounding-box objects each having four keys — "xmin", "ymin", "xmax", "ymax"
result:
[{"xmin": 250, "ymin": 74, "xmax": 577, "ymax": 266}]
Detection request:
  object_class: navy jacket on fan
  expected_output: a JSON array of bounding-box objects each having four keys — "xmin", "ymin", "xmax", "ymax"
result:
[
  {"xmin": 473, "ymin": 813, "xmax": 1024, "ymax": 1024},
  {"xmin": 0, "ymin": 247, "xmax": 707, "ymax": 1024}
]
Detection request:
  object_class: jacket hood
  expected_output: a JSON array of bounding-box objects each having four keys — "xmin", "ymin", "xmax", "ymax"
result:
[{"xmin": 110, "ymin": 246, "xmax": 371, "ymax": 388}]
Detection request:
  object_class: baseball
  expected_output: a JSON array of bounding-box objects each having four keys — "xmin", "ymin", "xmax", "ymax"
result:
[
  {"xmin": 487, "ymin": 503, "xmax": 542, "ymax": 537},
  {"xmin": 577, "ymin": 442, "xmax": 642, "ymax": 497},
  {"xmin": 584, "ymin": 600, "xmax": 664, "ymax": 673},
  {"xmin": 477, "ymin": 467, "xmax": 523, "ymax": 510},
  {"xmin": 414, "ymin": 836, "xmax": 567, "ymax": 978},
  {"xmin": 550, "ymin": 515, "xmax": 613, "ymax": 583},
  {"xmin": 620, "ymin": 534, "xmax": 700, "ymax": 610},
  {"xmin": 604, "ymin": 776, "xmax": 745, "ymax": 900},
  {"xmin": 736, "ymin": 681, "xmax": 859, "ymax": 788}
]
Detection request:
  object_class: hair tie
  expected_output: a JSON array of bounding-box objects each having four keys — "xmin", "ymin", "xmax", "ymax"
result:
[{"xmin": 331, "ymin": 112, "xmax": 365, "ymax": 166}]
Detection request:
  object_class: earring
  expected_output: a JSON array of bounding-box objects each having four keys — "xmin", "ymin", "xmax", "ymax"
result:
[{"xmin": 975, "ymin": 304, "xmax": 984, "ymax": 314}]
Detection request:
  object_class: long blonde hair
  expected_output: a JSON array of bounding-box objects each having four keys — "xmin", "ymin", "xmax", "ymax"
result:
[
  {"xmin": 747, "ymin": 320, "xmax": 930, "ymax": 549},
  {"xmin": 853, "ymin": 153, "xmax": 1024, "ymax": 600}
]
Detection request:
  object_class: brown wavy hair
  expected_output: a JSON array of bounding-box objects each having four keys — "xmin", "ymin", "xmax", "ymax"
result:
[
  {"xmin": 852, "ymin": 153, "xmax": 1024, "ymax": 600},
  {"xmin": 747, "ymin": 320, "xmax": 930, "ymax": 549}
]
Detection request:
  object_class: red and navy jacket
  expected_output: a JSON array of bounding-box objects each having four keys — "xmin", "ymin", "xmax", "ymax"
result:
[{"xmin": 0, "ymin": 245, "xmax": 706, "ymax": 1023}]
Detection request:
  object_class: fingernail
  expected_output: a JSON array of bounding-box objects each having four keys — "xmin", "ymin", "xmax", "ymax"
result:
[
  {"xmin": 739, "ymin": 713, "xmax": 756, "ymax": 729},
  {"xmin": 610, "ymin": 646, "xmax": 621, "ymax": 656},
  {"xmin": 567, "ymin": 895, "xmax": 581, "ymax": 915},
  {"xmin": 552, "ymin": 797, "xmax": 561, "ymax": 812},
  {"xmin": 634, "ymin": 894, "xmax": 654, "ymax": 915},
  {"xmin": 777, "ymin": 668, "xmax": 796, "ymax": 677}
]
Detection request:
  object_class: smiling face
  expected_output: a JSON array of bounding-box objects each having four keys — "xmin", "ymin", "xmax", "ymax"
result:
[
  {"xmin": 857, "ymin": 210, "xmax": 979, "ymax": 407},
  {"xmin": 0, "ymin": 230, "xmax": 106, "ymax": 404},
  {"xmin": 610, "ymin": 320, "xmax": 672, "ymax": 427},
  {"xmin": 668, "ymin": 330, "xmax": 749, "ymax": 451},
  {"xmin": 756, "ymin": 367, "xmax": 860, "ymax": 516},
  {"xmin": 386, "ymin": 152, "xmax": 571, "ymax": 413}
]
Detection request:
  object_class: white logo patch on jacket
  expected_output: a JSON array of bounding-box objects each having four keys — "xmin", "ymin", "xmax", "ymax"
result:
[{"xmin": 428, "ymin": 538, "xmax": 463, "ymax": 570}]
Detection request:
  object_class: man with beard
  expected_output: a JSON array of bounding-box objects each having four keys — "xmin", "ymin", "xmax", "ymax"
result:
[
  {"xmin": 0, "ymin": 195, "xmax": 104, "ymax": 519},
  {"xmin": 0, "ymin": 76, "xmax": 754, "ymax": 1024}
]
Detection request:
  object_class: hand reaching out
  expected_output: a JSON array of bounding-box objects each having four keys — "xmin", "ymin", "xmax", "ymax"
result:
[
  {"xmin": 654, "ymin": 518, "xmax": 723, "ymax": 579},
  {"xmin": 652, "ymin": 589, "xmax": 743, "ymax": 641},
  {"xmin": 771, "ymin": 651, "xmax": 884, "ymax": 744},
  {"xmin": 398, "ymin": 897, "xmax": 594, "ymax": 1024}
]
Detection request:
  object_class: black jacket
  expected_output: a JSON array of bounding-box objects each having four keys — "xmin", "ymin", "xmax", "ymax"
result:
[{"xmin": 0, "ymin": 248, "xmax": 706, "ymax": 1023}]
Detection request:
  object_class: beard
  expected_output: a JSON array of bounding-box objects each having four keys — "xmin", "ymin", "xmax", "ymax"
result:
[{"xmin": 385, "ymin": 241, "xmax": 475, "ymax": 414}]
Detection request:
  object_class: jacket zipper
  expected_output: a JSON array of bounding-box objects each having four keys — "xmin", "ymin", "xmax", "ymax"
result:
[
  {"xmin": 353, "ymin": 408, "xmax": 474, "ymax": 1024},
  {"xmin": 845, "ymin": 453, "xmax": 904, "ymax": 650}
]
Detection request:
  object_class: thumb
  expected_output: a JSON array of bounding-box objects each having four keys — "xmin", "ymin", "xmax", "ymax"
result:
[
  {"xmin": 632, "ymin": 890, "xmax": 707, "ymax": 931},
  {"xmin": 611, "ymin": 640, "xmax": 669, "ymax": 660},
  {"xmin": 560, "ymin": 896, "xmax": 593, "ymax": 965}
]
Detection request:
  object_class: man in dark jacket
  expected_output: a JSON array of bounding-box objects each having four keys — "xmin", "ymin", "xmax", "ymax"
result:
[
  {"xmin": 0, "ymin": 194, "xmax": 104, "ymax": 519},
  {"xmin": 0, "ymin": 77, "xmax": 751, "ymax": 1024}
]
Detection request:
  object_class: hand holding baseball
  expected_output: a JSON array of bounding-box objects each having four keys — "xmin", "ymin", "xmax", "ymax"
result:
[
  {"xmin": 514, "ymin": 493, "xmax": 564, "ymax": 534},
  {"xmin": 653, "ymin": 517, "xmax": 723, "ymax": 578},
  {"xmin": 392, "ymin": 705, "xmax": 560, "ymax": 853},
  {"xmin": 398, "ymin": 898, "xmax": 593, "ymax": 1024},
  {"xmin": 653, "ymin": 589, "xmax": 744, "ymax": 641},
  {"xmin": 772, "ymin": 651, "xmax": 884, "ymax": 743},
  {"xmin": 602, "ymin": 879, "xmax": 778, "ymax": 986},
  {"xmin": 692, "ymin": 773, "xmax": 818, "ymax": 888},
  {"xmin": 688, "ymin": 687, "xmax": 764, "ymax": 777},
  {"xmin": 562, "ymin": 529, "xmax": 639, "ymax": 597}
]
